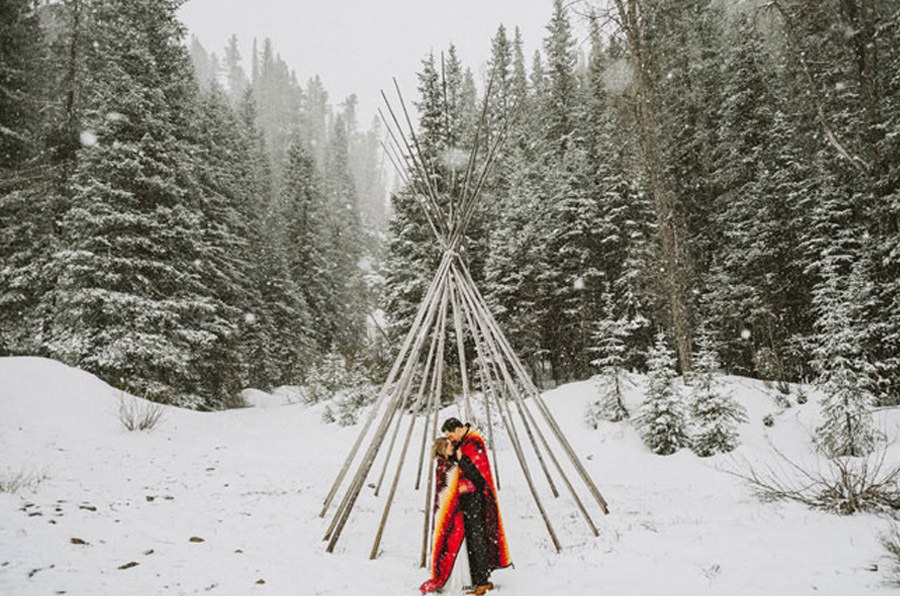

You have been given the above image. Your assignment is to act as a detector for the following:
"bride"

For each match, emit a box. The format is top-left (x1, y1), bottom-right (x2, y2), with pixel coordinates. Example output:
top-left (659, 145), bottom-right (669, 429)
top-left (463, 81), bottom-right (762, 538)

top-left (419, 437), bottom-right (473, 594)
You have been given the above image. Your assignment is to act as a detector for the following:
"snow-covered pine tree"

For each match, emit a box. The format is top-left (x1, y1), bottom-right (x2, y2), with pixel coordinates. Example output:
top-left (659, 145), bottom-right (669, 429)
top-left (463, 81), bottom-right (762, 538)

top-left (280, 139), bottom-right (331, 363)
top-left (323, 113), bottom-right (368, 355)
top-left (223, 34), bottom-right (249, 106)
top-left (812, 257), bottom-right (879, 458)
top-left (483, 151), bottom-right (550, 385)
top-left (0, 0), bottom-right (45, 169)
top-left (46, 0), bottom-right (229, 407)
top-left (586, 292), bottom-right (631, 426)
top-left (233, 89), bottom-right (314, 388)
top-left (253, 38), bottom-right (302, 170)
top-left (0, 0), bottom-right (58, 357)
top-left (189, 83), bottom-right (265, 406)
top-left (543, 0), bottom-right (578, 151)
top-left (637, 332), bottom-right (690, 455)
top-left (704, 13), bottom-right (814, 382)
top-left (690, 330), bottom-right (747, 457)
top-left (384, 47), bottom-right (479, 347)
top-left (334, 361), bottom-right (375, 426)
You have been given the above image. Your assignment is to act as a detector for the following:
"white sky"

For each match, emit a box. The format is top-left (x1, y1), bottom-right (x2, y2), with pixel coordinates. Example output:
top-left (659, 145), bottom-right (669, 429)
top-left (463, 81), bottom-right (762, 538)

top-left (178, 0), bottom-right (561, 126)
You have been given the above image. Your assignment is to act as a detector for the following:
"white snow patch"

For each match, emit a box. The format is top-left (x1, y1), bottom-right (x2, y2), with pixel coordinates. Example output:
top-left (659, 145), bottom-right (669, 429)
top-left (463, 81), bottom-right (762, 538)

top-left (0, 357), bottom-right (897, 595)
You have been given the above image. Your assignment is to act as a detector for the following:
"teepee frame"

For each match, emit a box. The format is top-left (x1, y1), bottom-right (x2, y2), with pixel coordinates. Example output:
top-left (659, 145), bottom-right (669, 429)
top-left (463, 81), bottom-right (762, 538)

top-left (320, 68), bottom-right (609, 564)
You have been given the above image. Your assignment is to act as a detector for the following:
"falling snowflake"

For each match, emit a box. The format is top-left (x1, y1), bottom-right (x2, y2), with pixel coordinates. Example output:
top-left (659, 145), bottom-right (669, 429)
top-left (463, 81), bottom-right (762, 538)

top-left (244, 313), bottom-right (257, 325)
top-left (79, 130), bottom-right (98, 147)
top-left (740, 328), bottom-right (752, 340)
top-left (573, 277), bottom-right (585, 290)
top-left (441, 148), bottom-right (468, 172)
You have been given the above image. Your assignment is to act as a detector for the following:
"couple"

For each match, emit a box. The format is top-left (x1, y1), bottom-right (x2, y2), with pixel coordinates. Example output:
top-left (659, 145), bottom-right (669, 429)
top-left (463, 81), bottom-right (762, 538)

top-left (420, 418), bottom-right (511, 595)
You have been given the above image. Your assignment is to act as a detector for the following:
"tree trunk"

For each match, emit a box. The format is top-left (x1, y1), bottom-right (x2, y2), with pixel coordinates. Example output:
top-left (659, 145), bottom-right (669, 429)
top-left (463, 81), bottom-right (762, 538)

top-left (612, 0), bottom-right (694, 373)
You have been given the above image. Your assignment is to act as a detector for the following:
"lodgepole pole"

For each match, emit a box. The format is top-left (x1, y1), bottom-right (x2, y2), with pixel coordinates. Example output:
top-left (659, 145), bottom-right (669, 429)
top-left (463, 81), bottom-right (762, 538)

top-left (319, 253), bottom-right (445, 518)
top-left (375, 316), bottom-right (435, 496)
top-left (412, 312), bottom-right (445, 492)
top-left (460, 270), bottom-right (600, 535)
top-left (456, 278), bottom-right (501, 490)
top-left (420, 284), bottom-right (450, 566)
top-left (325, 257), bottom-right (453, 550)
top-left (448, 280), bottom-right (475, 424)
top-left (459, 264), bottom-right (610, 515)
top-left (370, 284), bottom-right (451, 560)
top-left (453, 269), bottom-right (561, 552)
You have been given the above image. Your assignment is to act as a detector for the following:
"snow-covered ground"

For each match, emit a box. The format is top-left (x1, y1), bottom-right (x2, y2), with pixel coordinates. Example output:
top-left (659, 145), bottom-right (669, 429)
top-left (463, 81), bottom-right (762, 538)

top-left (1, 356), bottom-right (897, 595)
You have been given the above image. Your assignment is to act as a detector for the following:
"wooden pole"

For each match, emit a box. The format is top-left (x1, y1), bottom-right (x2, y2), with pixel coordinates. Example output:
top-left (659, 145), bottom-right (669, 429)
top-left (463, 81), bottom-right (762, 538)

top-left (420, 284), bottom-right (450, 566)
top-left (377, 109), bottom-right (446, 249)
top-left (379, 92), bottom-right (449, 241)
top-left (324, 256), bottom-right (453, 550)
top-left (382, 305), bottom-right (441, 496)
top-left (458, 263), bottom-right (610, 514)
top-left (456, 280), bottom-right (501, 490)
top-left (319, 253), bottom-right (450, 518)
top-left (412, 315), bottom-right (444, 492)
top-left (386, 82), bottom-right (451, 236)
top-left (370, 284), bottom-right (451, 560)
top-left (448, 281), bottom-right (475, 424)
top-left (455, 269), bottom-right (559, 499)
top-left (452, 269), bottom-right (562, 552)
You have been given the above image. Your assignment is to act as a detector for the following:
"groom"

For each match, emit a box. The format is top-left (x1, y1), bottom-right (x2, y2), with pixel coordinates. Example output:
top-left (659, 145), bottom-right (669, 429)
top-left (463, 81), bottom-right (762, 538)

top-left (442, 417), bottom-right (511, 596)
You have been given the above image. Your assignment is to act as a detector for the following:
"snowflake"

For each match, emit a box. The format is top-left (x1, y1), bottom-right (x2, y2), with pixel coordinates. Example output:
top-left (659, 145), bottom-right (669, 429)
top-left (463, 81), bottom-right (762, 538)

top-left (79, 130), bottom-right (98, 148)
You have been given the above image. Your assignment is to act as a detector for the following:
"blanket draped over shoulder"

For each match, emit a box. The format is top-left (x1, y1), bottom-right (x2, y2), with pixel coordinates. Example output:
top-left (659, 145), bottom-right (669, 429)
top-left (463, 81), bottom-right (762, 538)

top-left (458, 429), bottom-right (511, 572)
top-left (420, 458), bottom-right (465, 593)
top-left (420, 430), bottom-right (511, 594)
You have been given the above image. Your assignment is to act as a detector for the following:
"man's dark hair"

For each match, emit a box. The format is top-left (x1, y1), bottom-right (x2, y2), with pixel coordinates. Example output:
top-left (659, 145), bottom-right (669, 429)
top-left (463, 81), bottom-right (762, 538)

top-left (441, 417), bottom-right (464, 433)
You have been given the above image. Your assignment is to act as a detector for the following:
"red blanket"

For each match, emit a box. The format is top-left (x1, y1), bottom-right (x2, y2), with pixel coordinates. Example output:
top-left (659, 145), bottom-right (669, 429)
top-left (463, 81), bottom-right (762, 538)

top-left (420, 459), bottom-right (465, 593)
top-left (457, 430), bottom-right (511, 571)
top-left (420, 430), bottom-right (511, 594)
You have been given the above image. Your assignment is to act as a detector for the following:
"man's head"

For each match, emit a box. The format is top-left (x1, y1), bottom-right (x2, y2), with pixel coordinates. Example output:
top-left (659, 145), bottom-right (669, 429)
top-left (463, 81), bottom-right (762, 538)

top-left (441, 417), bottom-right (467, 442)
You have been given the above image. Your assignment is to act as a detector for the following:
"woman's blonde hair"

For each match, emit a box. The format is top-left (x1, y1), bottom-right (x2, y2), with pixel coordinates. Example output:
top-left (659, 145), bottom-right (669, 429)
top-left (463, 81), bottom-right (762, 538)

top-left (432, 436), bottom-right (452, 461)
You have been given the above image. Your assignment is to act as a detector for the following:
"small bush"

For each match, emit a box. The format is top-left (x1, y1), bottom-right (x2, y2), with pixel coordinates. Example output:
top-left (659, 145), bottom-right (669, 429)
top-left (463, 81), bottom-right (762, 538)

top-left (0, 469), bottom-right (46, 494)
top-left (762, 414), bottom-right (774, 427)
top-left (731, 440), bottom-right (900, 515)
top-left (118, 393), bottom-right (165, 431)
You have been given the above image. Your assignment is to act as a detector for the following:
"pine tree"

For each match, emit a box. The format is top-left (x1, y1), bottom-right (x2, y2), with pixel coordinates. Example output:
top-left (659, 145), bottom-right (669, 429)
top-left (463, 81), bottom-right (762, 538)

top-left (0, 0), bottom-right (57, 357)
top-left (334, 361), bottom-right (375, 426)
top-left (690, 330), bottom-right (747, 457)
top-left (543, 0), bottom-right (578, 150)
top-left (306, 346), bottom-right (346, 404)
top-left (46, 0), bottom-right (226, 407)
top-left (586, 292), bottom-right (631, 425)
top-left (0, 0), bottom-right (45, 169)
top-left (279, 140), bottom-right (330, 362)
top-left (704, 14), bottom-right (813, 382)
top-left (234, 88), bottom-right (308, 389)
top-left (638, 332), bottom-right (690, 455)
top-left (323, 114), bottom-right (367, 355)
top-left (223, 34), bottom-right (249, 106)
top-left (812, 258), bottom-right (879, 458)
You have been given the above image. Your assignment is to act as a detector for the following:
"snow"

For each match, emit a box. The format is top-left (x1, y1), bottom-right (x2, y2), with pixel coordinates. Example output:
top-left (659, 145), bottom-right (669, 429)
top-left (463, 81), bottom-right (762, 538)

top-left (1, 356), bottom-right (898, 595)
top-left (79, 130), bottom-right (98, 148)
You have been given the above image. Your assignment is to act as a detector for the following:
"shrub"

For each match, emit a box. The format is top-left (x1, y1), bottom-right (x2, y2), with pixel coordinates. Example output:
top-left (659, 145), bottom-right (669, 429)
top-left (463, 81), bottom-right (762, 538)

top-left (118, 393), bottom-right (165, 431)
top-left (731, 440), bottom-right (900, 515)
top-left (0, 469), bottom-right (46, 493)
